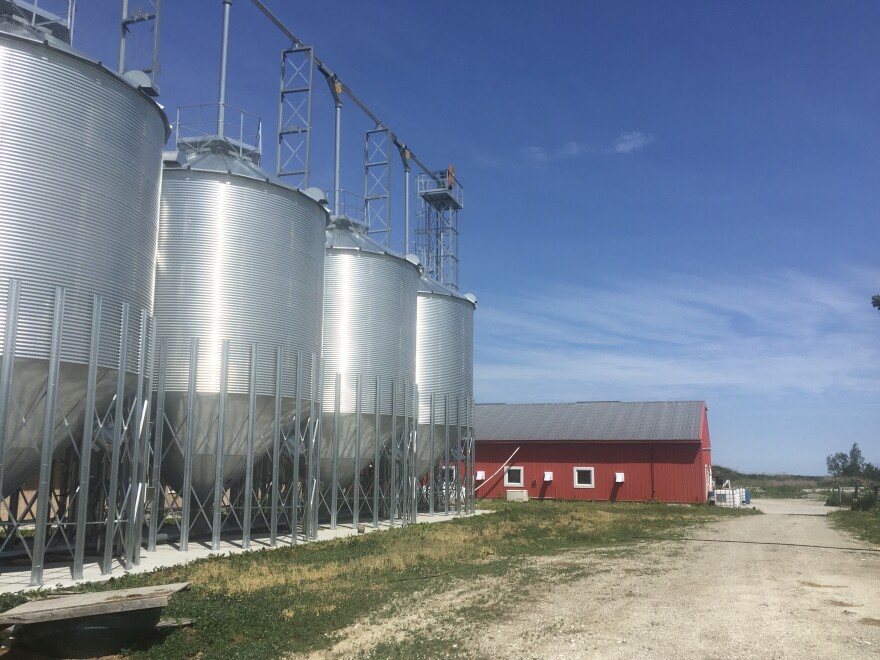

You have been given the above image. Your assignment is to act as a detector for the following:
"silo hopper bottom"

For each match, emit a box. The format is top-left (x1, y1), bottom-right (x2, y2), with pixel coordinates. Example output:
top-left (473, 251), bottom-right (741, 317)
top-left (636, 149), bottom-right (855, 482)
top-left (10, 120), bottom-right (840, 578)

top-left (319, 412), bottom-right (395, 494)
top-left (0, 357), bottom-right (137, 498)
top-left (416, 422), bottom-right (472, 482)
top-left (159, 392), bottom-right (313, 506)
top-left (318, 412), bottom-right (429, 511)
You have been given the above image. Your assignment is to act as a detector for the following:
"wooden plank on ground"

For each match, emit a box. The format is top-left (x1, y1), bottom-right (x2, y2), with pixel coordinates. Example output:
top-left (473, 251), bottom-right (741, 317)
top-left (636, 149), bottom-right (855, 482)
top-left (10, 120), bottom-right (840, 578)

top-left (155, 618), bottom-right (193, 630)
top-left (0, 582), bottom-right (191, 627)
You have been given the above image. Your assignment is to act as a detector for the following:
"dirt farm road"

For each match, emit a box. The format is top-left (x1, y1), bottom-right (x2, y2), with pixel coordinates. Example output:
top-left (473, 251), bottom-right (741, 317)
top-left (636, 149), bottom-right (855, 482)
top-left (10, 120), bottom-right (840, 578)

top-left (314, 498), bottom-right (880, 659)
top-left (472, 498), bottom-right (880, 659)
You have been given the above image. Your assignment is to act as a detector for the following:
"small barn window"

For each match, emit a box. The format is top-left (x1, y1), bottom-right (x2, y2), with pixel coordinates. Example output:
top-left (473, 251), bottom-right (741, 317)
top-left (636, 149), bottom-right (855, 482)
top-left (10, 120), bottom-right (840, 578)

top-left (573, 467), bottom-right (595, 488)
top-left (504, 466), bottom-right (524, 487)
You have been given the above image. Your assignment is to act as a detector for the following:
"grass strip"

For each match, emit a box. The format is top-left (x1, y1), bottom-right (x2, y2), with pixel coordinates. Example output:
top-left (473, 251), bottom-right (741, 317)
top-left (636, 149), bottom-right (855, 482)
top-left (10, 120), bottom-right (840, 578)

top-left (828, 508), bottom-right (880, 546)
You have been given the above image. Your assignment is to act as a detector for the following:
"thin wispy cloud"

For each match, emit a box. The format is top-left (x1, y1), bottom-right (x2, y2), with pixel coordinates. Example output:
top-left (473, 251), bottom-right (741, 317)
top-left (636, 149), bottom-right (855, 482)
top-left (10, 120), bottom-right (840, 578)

top-left (521, 142), bottom-right (589, 164)
top-left (521, 145), bottom-right (551, 164)
top-left (471, 152), bottom-right (512, 170)
top-left (612, 131), bottom-right (654, 153)
top-left (475, 267), bottom-right (880, 404)
top-left (521, 131), bottom-right (655, 164)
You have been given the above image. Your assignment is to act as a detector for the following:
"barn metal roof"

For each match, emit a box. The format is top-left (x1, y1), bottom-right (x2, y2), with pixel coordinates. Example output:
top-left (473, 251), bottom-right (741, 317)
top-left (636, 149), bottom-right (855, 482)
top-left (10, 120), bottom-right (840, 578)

top-left (475, 401), bottom-right (705, 442)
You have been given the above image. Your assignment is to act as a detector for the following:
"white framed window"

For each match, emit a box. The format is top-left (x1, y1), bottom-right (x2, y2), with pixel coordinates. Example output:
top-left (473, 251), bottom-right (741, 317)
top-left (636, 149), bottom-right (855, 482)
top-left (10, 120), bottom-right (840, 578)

top-left (504, 466), bottom-right (524, 487)
top-left (573, 466), bottom-right (595, 489)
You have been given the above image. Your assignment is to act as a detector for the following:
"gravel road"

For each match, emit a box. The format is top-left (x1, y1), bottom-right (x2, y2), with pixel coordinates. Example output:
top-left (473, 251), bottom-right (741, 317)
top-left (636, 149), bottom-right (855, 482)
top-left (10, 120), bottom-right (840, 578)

top-left (471, 498), bottom-right (880, 659)
top-left (307, 498), bottom-right (879, 659)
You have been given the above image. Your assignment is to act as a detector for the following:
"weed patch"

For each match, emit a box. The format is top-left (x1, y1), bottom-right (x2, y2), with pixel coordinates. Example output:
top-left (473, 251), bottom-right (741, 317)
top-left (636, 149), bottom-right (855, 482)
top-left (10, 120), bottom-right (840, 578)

top-left (828, 509), bottom-right (880, 546)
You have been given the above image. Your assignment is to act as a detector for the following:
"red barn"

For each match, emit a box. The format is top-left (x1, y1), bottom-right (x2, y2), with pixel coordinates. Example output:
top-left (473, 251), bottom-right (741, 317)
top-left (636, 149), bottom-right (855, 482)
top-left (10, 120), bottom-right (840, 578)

top-left (474, 401), bottom-right (712, 503)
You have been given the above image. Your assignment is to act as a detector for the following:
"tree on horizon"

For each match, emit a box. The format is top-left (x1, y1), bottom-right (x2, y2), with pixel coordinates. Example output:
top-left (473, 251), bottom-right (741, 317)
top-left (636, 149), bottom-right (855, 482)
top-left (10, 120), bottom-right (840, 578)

top-left (827, 442), bottom-right (880, 482)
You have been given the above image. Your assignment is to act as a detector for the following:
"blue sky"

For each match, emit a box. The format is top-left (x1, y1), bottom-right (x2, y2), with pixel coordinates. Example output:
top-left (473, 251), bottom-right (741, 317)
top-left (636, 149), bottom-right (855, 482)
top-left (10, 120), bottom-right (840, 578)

top-left (72, 1), bottom-right (880, 475)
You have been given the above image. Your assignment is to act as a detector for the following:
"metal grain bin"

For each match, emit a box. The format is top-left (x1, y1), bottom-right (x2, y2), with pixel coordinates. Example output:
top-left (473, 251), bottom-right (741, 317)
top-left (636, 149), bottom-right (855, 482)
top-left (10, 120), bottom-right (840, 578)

top-left (155, 142), bottom-right (326, 499)
top-left (415, 275), bottom-right (476, 479)
top-left (0, 18), bottom-right (168, 495)
top-left (322, 219), bottom-right (419, 491)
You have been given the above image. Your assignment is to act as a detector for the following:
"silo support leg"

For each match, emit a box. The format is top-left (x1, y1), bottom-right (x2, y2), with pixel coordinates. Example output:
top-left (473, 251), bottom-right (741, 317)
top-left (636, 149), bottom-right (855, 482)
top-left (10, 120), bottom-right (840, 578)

top-left (291, 350), bottom-right (302, 544)
top-left (331, 373), bottom-right (340, 529)
top-left (390, 379), bottom-right (398, 528)
top-left (270, 348), bottom-right (283, 546)
top-left (0, 278), bottom-right (21, 549)
top-left (428, 394), bottom-right (435, 516)
top-left (0, 279), bottom-right (21, 538)
top-left (373, 376), bottom-right (380, 529)
top-left (148, 339), bottom-right (168, 552)
top-left (211, 341), bottom-right (230, 550)
top-left (180, 338), bottom-right (199, 553)
top-left (242, 344), bottom-right (258, 549)
top-left (30, 287), bottom-right (65, 587)
top-left (102, 303), bottom-right (129, 575)
top-left (73, 294), bottom-right (100, 579)
top-left (353, 374), bottom-right (361, 529)
top-left (124, 312), bottom-right (151, 569)
top-left (456, 395), bottom-right (463, 516)
top-left (444, 395), bottom-right (450, 516)
top-left (305, 356), bottom-right (321, 541)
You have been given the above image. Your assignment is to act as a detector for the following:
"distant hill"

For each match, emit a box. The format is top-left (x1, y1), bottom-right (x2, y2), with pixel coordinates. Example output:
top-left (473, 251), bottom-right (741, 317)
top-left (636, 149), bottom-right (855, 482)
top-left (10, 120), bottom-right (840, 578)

top-left (713, 465), bottom-right (831, 498)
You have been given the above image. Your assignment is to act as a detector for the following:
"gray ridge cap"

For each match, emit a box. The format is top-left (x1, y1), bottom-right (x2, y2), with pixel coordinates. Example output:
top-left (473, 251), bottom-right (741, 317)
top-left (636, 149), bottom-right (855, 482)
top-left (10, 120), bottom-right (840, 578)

top-left (475, 400), bottom-right (706, 442)
top-left (417, 274), bottom-right (475, 307)
top-left (175, 149), bottom-right (275, 182)
top-left (325, 219), bottom-right (420, 272)
top-left (165, 147), bottom-right (331, 220)
top-left (418, 273), bottom-right (456, 296)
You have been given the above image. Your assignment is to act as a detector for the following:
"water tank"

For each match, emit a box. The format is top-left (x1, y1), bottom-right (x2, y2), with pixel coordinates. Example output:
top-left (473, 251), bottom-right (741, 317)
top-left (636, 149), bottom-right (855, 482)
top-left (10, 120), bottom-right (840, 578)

top-left (415, 275), bottom-right (476, 479)
top-left (155, 143), bottom-right (326, 499)
top-left (0, 18), bottom-right (168, 495)
top-left (322, 219), bottom-right (419, 491)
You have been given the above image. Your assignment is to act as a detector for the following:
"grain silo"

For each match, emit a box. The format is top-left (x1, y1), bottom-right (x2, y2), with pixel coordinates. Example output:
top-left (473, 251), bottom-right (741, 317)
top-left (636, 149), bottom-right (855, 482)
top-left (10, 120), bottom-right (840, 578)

top-left (322, 218), bottom-right (419, 503)
top-left (155, 140), bottom-right (327, 505)
top-left (415, 275), bottom-right (476, 481)
top-left (0, 12), bottom-right (168, 496)
top-left (151, 1), bottom-right (327, 543)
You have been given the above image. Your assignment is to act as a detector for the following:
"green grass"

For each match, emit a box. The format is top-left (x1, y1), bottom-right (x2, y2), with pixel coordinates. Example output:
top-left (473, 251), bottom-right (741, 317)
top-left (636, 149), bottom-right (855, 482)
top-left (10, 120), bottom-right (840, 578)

top-left (8, 502), bottom-right (756, 659)
top-left (366, 632), bottom-right (465, 660)
top-left (829, 508), bottom-right (880, 546)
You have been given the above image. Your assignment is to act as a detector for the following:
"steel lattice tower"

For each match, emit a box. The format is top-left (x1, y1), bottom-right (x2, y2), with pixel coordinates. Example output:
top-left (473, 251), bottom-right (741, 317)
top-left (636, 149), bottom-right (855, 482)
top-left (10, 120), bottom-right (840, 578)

top-left (416, 168), bottom-right (463, 290)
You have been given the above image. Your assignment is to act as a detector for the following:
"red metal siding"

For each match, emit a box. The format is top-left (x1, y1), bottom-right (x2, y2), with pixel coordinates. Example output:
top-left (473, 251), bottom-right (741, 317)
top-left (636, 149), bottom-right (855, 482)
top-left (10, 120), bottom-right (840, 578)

top-left (475, 440), bottom-right (707, 503)
top-left (475, 401), bottom-right (713, 503)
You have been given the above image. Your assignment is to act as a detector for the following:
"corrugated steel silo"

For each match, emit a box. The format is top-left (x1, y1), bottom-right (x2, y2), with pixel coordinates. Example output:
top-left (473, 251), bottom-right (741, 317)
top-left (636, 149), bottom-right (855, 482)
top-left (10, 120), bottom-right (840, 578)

top-left (155, 144), bottom-right (327, 499)
top-left (0, 18), bottom-right (168, 495)
top-left (322, 218), bottom-right (419, 490)
top-left (415, 275), bottom-right (476, 478)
